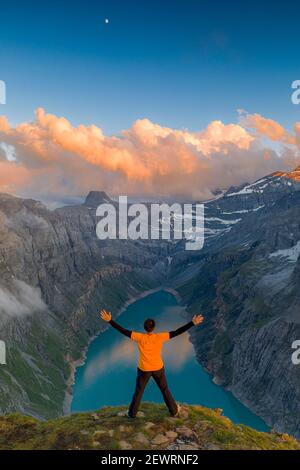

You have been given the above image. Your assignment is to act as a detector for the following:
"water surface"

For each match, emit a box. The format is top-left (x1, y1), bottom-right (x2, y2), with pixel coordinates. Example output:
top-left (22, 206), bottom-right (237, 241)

top-left (72, 290), bottom-right (268, 431)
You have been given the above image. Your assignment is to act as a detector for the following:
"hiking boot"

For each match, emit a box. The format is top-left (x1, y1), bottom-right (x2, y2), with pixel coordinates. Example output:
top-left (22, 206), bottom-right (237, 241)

top-left (170, 404), bottom-right (181, 418)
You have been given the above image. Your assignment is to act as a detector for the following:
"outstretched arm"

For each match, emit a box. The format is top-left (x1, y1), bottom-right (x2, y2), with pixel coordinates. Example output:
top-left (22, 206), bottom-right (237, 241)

top-left (169, 314), bottom-right (204, 339)
top-left (100, 309), bottom-right (132, 338)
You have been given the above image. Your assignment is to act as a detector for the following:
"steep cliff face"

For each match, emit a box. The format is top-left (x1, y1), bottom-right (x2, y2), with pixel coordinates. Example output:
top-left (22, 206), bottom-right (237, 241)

top-left (0, 192), bottom-right (174, 418)
top-left (1, 167), bottom-right (300, 434)
top-left (177, 189), bottom-right (300, 437)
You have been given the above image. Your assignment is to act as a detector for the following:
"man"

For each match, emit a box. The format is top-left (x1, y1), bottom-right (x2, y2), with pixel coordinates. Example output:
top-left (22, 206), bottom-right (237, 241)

top-left (100, 309), bottom-right (204, 418)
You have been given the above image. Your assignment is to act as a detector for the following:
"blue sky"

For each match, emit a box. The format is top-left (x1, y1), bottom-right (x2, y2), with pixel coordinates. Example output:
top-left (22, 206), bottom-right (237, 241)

top-left (1, 0), bottom-right (300, 133)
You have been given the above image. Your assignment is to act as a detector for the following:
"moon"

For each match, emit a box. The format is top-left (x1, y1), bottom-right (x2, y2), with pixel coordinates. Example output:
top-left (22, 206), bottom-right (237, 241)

top-left (105, 18), bottom-right (109, 24)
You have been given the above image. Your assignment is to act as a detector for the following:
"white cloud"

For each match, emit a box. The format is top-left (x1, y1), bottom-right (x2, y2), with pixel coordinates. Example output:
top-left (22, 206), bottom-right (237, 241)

top-left (0, 108), bottom-right (299, 202)
top-left (0, 279), bottom-right (47, 319)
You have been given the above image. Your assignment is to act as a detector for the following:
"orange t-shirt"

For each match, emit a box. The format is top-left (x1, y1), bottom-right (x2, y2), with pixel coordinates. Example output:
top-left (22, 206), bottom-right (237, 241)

top-left (131, 331), bottom-right (170, 371)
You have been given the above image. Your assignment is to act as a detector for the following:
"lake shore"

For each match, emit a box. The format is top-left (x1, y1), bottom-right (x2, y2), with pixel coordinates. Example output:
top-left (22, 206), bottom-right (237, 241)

top-left (63, 286), bottom-right (181, 415)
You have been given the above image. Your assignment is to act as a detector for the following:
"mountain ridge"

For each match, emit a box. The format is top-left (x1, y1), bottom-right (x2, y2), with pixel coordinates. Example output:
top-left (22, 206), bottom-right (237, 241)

top-left (174, 177), bottom-right (300, 436)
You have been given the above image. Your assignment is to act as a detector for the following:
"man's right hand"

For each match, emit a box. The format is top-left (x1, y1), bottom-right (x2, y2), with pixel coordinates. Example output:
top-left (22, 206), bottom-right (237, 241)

top-left (192, 314), bottom-right (204, 326)
top-left (100, 309), bottom-right (112, 322)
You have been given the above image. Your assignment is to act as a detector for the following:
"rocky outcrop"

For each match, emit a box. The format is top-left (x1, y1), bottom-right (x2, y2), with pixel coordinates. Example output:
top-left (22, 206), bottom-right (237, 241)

top-left (0, 403), bottom-right (299, 450)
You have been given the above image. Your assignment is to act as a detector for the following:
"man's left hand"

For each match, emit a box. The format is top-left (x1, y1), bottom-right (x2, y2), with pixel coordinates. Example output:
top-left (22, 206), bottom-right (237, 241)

top-left (192, 314), bottom-right (204, 326)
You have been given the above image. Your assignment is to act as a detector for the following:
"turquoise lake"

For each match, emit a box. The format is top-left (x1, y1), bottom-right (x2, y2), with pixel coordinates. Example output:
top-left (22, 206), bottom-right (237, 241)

top-left (71, 290), bottom-right (268, 431)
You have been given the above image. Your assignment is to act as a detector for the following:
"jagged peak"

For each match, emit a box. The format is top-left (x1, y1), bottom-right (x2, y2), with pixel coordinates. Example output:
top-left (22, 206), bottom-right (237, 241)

top-left (272, 165), bottom-right (300, 182)
top-left (84, 191), bottom-right (112, 207)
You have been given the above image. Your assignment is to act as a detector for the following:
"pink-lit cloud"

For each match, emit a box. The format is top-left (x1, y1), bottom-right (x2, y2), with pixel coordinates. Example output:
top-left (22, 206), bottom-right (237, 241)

top-left (241, 113), bottom-right (296, 145)
top-left (0, 108), bottom-right (299, 203)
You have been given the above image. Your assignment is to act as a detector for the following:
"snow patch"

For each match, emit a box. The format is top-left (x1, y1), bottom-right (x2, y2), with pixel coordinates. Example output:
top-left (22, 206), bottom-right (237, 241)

top-left (269, 241), bottom-right (300, 262)
top-left (206, 217), bottom-right (241, 225)
top-left (222, 205), bottom-right (264, 215)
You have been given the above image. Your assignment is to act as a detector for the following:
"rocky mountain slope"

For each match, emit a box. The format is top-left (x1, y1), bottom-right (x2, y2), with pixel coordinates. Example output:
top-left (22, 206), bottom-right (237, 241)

top-left (168, 166), bottom-right (300, 280)
top-left (0, 403), bottom-right (299, 450)
top-left (174, 169), bottom-right (300, 437)
top-left (0, 166), bottom-right (300, 437)
top-left (0, 192), bottom-right (176, 418)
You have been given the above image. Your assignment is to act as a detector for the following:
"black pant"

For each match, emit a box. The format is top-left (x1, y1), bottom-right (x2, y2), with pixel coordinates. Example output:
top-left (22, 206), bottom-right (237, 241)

top-left (128, 367), bottom-right (178, 417)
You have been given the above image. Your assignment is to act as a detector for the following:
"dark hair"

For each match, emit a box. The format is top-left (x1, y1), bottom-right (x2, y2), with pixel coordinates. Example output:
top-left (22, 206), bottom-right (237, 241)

top-left (144, 318), bottom-right (155, 332)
